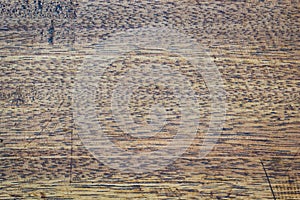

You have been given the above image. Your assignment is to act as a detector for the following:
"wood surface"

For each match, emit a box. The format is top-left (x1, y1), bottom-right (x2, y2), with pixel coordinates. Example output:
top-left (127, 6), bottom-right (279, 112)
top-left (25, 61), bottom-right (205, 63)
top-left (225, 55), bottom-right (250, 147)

top-left (0, 0), bottom-right (299, 199)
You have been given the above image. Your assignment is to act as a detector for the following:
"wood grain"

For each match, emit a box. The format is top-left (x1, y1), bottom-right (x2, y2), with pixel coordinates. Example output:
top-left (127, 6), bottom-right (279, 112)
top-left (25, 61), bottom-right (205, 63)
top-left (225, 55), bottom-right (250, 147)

top-left (0, 0), bottom-right (299, 199)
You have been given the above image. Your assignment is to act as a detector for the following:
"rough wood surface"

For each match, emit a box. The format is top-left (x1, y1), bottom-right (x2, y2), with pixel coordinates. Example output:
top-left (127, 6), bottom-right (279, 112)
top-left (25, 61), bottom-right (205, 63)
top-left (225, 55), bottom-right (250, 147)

top-left (0, 0), bottom-right (299, 199)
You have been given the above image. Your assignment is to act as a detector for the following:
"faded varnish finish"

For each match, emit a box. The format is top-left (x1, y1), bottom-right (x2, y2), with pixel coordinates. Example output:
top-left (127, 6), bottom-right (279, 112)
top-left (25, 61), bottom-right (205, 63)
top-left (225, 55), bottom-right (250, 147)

top-left (0, 1), bottom-right (299, 199)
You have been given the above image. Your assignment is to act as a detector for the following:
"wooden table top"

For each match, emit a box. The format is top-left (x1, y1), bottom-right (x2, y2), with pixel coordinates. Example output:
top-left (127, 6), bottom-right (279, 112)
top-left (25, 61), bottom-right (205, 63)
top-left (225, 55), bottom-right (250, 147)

top-left (0, 1), bottom-right (299, 199)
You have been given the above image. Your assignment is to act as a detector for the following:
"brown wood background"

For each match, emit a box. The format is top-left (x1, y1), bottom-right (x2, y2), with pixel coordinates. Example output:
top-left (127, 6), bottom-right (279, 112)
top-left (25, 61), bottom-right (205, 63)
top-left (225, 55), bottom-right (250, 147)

top-left (0, 0), bottom-right (299, 199)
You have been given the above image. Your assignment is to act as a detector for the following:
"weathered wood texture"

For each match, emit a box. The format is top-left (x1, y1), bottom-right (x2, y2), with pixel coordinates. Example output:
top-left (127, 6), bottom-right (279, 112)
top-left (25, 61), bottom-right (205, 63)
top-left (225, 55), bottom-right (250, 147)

top-left (0, 0), bottom-right (299, 199)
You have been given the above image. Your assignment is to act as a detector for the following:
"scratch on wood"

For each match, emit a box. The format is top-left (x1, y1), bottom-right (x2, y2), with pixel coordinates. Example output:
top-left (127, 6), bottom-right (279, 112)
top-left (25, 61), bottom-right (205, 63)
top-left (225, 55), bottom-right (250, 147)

top-left (69, 129), bottom-right (74, 184)
top-left (283, 148), bottom-right (300, 174)
top-left (260, 159), bottom-right (277, 200)
top-left (24, 99), bottom-right (65, 148)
